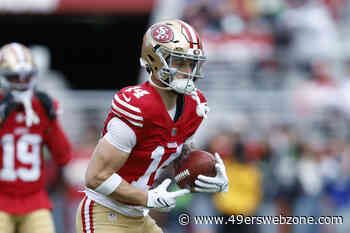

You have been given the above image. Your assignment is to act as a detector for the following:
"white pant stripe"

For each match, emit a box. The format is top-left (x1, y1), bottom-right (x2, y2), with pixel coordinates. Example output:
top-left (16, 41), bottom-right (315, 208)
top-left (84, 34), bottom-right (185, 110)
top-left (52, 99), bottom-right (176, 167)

top-left (83, 198), bottom-right (94, 233)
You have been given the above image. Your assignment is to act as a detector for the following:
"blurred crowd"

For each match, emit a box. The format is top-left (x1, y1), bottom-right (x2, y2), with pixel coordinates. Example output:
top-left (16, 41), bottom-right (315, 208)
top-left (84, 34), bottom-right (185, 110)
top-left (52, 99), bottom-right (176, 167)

top-left (149, 0), bottom-right (350, 233)
top-left (34, 0), bottom-right (350, 233)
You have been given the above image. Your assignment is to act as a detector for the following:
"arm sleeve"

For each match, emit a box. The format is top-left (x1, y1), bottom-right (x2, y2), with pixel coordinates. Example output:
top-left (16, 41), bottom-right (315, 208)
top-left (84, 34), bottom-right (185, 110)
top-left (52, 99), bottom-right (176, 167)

top-left (46, 119), bottom-right (72, 166)
top-left (104, 117), bottom-right (136, 153)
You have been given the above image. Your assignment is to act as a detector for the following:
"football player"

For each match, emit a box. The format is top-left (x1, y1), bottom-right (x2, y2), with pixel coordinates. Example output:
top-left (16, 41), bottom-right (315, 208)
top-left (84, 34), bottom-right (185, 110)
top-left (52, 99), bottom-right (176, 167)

top-left (76, 19), bottom-right (229, 233)
top-left (0, 43), bottom-right (72, 233)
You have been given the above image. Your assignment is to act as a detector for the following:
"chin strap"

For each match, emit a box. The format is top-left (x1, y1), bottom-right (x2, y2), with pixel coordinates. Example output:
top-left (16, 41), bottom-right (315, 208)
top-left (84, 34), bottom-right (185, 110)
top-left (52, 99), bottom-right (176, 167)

top-left (148, 72), bottom-right (209, 119)
top-left (12, 90), bottom-right (40, 127)
top-left (191, 90), bottom-right (209, 119)
top-left (148, 74), bottom-right (172, 91)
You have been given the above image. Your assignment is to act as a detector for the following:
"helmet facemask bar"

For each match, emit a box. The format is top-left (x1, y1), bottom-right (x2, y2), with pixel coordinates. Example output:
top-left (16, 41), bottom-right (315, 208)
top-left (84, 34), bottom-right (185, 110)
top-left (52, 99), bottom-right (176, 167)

top-left (155, 47), bottom-right (207, 94)
top-left (0, 69), bottom-right (38, 91)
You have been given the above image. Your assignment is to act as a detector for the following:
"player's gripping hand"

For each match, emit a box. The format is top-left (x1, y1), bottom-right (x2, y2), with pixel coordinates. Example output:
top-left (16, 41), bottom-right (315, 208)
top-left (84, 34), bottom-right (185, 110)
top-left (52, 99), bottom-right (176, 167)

top-left (194, 153), bottom-right (229, 193)
top-left (147, 178), bottom-right (190, 212)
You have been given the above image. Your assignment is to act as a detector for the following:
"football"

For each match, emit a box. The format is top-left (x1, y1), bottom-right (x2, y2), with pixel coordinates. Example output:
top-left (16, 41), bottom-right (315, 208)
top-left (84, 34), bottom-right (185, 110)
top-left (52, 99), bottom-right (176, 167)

top-left (174, 150), bottom-right (217, 189)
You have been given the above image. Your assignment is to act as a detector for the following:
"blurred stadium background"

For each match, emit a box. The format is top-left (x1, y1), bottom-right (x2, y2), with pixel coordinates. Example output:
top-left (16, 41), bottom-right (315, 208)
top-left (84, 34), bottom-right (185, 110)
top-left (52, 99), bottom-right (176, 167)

top-left (2, 0), bottom-right (350, 233)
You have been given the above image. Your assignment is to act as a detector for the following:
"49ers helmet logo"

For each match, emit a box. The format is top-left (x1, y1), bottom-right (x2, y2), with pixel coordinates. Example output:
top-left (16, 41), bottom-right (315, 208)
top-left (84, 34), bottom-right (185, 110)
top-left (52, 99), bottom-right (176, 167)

top-left (151, 24), bottom-right (174, 43)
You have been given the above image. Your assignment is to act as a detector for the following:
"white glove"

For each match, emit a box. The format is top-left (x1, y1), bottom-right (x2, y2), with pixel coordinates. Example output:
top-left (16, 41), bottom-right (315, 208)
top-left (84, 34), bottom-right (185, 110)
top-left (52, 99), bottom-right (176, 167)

top-left (147, 178), bottom-right (190, 212)
top-left (194, 153), bottom-right (229, 193)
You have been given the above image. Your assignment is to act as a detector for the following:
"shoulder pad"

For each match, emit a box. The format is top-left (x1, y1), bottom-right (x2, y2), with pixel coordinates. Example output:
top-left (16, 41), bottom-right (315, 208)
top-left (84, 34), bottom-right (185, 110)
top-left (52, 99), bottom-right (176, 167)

top-left (0, 93), bottom-right (18, 125)
top-left (35, 91), bottom-right (57, 121)
top-left (110, 86), bottom-right (149, 128)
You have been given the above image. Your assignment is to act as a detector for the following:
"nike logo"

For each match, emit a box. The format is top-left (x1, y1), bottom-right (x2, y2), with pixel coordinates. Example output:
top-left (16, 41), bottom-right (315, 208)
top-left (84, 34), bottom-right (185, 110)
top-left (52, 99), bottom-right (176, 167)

top-left (157, 197), bottom-right (170, 207)
top-left (122, 93), bottom-right (131, 102)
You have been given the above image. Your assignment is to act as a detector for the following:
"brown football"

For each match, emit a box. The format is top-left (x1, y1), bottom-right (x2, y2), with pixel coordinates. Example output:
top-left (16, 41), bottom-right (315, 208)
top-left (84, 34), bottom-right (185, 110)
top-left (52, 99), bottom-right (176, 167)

top-left (174, 150), bottom-right (217, 189)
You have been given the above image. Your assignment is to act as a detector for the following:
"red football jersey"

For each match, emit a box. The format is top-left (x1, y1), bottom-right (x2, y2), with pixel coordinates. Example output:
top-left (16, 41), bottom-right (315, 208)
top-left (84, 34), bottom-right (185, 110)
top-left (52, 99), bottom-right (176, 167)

top-left (102, 82), bottom-right (207, 190)
top-left (0, 93), bottom-right (72, 214)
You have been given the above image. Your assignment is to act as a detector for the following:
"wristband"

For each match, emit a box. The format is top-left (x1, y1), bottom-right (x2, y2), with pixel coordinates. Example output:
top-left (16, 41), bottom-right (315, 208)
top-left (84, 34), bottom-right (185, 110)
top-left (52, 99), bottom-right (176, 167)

top-left (95, 173), bottom-right (122, 196)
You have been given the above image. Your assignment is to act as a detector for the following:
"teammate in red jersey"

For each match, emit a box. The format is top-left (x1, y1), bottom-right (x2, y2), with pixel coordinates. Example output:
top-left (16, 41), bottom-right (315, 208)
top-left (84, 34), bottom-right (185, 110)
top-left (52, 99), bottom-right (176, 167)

top-left (76, 19), bottom-right (229, 233)
top-left (0, 43), bottom-right (72, 233)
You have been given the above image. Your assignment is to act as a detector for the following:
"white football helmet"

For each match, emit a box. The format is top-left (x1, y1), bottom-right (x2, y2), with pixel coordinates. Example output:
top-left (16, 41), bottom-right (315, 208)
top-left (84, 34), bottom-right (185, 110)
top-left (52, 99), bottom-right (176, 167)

top-left (0, 43), bottom-right (38, 92)
top-left (140, 19), bottom-right (207, 94)
top-left (0, 43), bottom-right (40, 127)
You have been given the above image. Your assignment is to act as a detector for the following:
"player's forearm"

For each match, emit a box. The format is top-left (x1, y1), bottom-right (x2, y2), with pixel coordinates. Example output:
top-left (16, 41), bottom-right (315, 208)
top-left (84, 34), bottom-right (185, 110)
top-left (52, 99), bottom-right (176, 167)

top-left (109, 180), bottom-right (148, 206)
top-left (152, 165), bottom-right (174, 188)
top-left (86, 171), bottom-right (147, 206)
top-left (173, 143), bottom-right (194, 171)
top-left (85, 138), bottom-right (149, 206)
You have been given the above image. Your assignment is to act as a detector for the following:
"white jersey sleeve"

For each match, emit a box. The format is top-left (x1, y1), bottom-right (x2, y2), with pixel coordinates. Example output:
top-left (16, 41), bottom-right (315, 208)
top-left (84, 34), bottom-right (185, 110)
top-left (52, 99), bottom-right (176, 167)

top-left (104, 117), bottom-right (137, 153)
